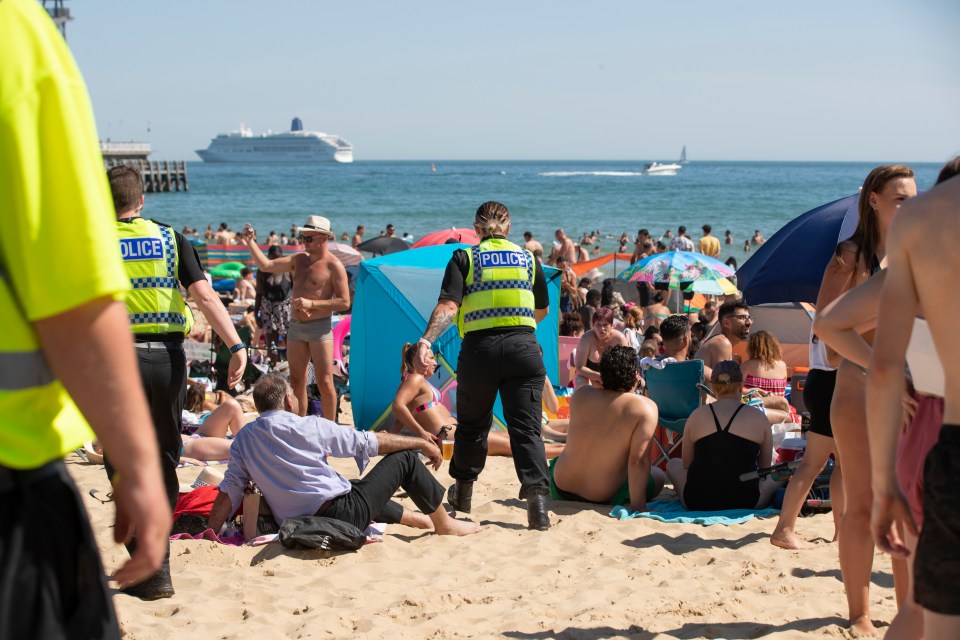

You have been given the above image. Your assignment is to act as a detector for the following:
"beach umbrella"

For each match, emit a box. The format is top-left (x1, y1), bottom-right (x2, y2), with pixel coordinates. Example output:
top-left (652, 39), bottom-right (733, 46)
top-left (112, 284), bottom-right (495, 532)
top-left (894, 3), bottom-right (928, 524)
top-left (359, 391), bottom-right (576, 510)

top-left (736, 193), bottom-right (859, 305)
top-left (326, 241), bottom-right (363, 266)
top-left (410, 227), bottom-right (480, 248)
top-left (619, 251), bottom-right (735, 286)
top-left (357, 236), bottom-right (409, 256)
top-left (685, 277), bottom-right (738, 296)
top-left (619, 251), bottom-right (736, 312)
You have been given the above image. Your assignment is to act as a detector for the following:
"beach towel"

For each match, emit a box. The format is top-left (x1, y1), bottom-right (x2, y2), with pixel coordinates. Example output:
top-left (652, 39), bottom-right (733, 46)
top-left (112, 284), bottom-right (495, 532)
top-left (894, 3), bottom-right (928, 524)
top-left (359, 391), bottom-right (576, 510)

top-left (609, 499), bottom-right (779, 526)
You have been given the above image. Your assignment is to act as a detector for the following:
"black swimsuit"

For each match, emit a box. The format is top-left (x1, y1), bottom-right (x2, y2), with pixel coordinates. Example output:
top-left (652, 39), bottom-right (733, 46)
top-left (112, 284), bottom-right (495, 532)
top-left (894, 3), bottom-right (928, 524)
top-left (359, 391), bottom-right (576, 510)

top-left (683, 404), bottom-right (761, 510)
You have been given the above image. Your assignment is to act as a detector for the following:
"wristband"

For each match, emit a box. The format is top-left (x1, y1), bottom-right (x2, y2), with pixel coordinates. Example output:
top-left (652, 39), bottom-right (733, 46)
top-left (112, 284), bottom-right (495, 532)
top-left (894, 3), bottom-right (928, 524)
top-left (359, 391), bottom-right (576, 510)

top-left (229, 343), bottom-right (246, 354)
top-left (417, 338), bottom-right (431, 349)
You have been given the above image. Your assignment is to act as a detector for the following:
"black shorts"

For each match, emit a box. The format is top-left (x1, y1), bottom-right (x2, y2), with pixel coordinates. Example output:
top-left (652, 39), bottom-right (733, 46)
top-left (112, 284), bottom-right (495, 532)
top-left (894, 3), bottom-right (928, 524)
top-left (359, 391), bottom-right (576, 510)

top-left (914, 425), bottom-right (960, 615)
top-left (803, 368), bottom-right (836, 438)
top-left (0, 461), bottom-right (119, 639)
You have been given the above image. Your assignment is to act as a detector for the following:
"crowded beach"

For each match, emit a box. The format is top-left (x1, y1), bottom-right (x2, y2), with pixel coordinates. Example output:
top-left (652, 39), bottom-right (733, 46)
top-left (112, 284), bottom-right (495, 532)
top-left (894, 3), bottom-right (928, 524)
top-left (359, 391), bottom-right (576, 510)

top-left (6, 4), bottom-right (960, 638)
top-left (59, 159), bottom-right (959, 639)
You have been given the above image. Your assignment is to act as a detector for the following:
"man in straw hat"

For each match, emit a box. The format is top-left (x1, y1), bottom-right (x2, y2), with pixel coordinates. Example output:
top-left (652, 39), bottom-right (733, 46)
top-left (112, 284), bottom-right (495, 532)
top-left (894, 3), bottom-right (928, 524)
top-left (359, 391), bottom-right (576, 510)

top-left (415, 201), bottom-right (553, 530)
top-left (242, 216), bottom-right (350, 419)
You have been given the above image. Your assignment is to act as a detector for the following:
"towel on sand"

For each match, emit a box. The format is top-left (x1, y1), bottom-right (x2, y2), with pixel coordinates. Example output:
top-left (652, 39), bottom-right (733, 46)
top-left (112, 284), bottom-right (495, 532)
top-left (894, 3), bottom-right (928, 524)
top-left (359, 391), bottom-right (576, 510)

top-left (609, 499), bottom-right (779, 525)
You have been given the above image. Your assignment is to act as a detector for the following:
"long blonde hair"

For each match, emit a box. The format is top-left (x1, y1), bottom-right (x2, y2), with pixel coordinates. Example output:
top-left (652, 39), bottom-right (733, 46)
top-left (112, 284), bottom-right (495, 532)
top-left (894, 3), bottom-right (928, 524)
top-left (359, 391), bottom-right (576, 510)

top-left (839, 164), bottom-right (914, 283)
top-left (400, 343), bottom-right (418, 375)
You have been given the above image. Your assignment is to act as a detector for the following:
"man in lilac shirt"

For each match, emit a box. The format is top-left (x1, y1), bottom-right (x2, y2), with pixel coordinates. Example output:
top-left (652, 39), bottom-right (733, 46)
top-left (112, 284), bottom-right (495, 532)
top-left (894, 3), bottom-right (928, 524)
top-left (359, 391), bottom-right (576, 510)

top-left (207, 374), bottom-right (480, 536)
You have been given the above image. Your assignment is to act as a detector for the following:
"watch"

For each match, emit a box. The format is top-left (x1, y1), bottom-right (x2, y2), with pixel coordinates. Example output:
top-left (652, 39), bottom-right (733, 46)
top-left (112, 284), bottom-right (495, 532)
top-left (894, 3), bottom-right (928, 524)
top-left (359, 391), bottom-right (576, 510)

top-left (229, 343), bottom-right (246, 354)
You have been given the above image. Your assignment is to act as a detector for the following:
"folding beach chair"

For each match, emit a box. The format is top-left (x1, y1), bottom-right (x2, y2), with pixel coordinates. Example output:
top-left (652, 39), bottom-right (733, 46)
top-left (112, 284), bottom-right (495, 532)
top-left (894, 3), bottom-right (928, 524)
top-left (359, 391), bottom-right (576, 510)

top-left (644, 360), bottom-right (704, 467)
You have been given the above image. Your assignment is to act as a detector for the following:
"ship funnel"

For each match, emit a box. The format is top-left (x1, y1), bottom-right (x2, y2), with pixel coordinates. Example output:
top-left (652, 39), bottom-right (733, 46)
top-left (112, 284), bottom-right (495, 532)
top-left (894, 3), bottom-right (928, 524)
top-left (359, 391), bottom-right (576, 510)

top-left (291, 117), bottom-right (303, 131)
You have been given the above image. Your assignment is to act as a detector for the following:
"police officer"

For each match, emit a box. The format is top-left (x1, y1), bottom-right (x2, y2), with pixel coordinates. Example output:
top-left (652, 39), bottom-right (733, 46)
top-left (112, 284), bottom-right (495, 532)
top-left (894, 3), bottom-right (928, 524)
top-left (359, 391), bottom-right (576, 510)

top-left (2, 3), bottom-right (169, 635)
top-left (108, 165), bottom-right (248, 598)
top-left (415, 201), bottom-right (551, 530)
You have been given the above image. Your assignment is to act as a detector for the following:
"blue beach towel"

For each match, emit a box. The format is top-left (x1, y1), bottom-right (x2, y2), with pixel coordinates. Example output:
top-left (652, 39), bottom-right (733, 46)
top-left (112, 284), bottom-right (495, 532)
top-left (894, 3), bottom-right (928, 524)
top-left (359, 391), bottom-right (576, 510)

top-left (610, 499), bottom-right (779, 526)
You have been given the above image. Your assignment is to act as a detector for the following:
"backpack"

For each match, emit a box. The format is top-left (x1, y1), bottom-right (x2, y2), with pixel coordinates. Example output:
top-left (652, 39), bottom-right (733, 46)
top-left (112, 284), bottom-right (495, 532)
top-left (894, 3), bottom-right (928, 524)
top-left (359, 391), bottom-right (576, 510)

top-left (278, 516), bottom-right (365, 551)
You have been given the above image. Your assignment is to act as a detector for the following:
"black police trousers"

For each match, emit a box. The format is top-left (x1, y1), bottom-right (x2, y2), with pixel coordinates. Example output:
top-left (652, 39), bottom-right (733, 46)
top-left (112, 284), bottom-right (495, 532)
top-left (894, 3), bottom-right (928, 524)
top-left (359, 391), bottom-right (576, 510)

top-left (450, 330), bottom-right (549, 491)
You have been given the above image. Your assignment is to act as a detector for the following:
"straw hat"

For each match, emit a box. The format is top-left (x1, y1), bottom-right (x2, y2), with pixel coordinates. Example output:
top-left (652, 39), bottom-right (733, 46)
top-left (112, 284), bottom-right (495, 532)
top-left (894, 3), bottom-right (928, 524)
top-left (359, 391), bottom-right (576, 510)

top-left (297, 215), bottom-right (335, 238)
top-left (178, 467), bottom-right (224, 494)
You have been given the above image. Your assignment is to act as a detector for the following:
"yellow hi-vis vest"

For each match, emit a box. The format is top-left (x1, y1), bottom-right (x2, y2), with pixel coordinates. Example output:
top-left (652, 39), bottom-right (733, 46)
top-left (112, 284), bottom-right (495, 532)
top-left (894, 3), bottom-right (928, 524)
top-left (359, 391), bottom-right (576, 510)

top-left (457, 237), bottom-right (537, 337)
top-left (116, 218), bottom-right (192, 335)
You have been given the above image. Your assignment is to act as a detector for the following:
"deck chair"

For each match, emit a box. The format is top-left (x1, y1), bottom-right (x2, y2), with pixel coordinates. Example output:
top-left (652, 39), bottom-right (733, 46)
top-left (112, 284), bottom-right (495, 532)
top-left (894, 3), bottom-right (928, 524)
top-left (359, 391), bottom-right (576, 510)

top-left (644, 359), bottom-right (704, 467)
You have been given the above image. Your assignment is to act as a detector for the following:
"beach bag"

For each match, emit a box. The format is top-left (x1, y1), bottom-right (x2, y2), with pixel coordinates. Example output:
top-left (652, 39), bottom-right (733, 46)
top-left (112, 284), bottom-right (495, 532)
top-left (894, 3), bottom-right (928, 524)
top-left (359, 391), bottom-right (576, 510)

top-left (278, 516), bottom-right (365, 551)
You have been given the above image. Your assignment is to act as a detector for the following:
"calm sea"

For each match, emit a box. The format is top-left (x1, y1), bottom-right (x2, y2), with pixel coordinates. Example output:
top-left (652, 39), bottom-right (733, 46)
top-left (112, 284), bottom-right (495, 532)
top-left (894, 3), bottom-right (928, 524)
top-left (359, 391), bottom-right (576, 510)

top-left (144, 160), bottom-right (942, 265)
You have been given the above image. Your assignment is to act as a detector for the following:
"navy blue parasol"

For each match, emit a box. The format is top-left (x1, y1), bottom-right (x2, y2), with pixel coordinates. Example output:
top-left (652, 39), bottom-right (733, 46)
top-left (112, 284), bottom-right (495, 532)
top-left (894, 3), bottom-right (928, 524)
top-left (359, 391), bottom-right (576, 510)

top-left (736, 193), bottom-right (858, 305)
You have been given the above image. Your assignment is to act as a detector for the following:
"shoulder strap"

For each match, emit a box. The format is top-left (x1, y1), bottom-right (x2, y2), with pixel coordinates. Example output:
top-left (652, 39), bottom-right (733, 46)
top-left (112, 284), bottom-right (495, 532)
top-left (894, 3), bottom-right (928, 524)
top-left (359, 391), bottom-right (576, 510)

top-left (722, 403), bottom-right (748, 432)
top-left (708, 404), bottom-right (723, 433)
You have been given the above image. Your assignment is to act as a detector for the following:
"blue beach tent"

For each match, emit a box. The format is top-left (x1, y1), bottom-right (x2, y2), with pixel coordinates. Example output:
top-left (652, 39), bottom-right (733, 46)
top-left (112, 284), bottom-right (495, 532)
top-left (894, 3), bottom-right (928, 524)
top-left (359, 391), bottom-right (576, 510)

top-left (736, 193), bottom-right (858, 305)
top-left (351, 244), bottom-right (560, 432)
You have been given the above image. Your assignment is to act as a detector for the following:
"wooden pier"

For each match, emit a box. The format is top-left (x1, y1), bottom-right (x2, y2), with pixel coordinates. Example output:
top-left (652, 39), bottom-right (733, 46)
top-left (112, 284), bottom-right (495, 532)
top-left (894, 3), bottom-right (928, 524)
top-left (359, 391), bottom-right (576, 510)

top-left (103, 158), bottom-right (189, 193)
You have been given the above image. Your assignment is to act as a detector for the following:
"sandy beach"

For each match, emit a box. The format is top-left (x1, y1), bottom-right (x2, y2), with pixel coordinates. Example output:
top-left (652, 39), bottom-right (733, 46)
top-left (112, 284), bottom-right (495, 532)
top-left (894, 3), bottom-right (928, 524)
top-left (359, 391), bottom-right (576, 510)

top-left (68, 399), bottom-right (896, 640)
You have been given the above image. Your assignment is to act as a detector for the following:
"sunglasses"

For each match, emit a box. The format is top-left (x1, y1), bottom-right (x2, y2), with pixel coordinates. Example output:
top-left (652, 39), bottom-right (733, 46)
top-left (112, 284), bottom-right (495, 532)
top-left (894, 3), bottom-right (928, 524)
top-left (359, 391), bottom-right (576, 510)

top-left (301, 234), bottom-right (326, 244)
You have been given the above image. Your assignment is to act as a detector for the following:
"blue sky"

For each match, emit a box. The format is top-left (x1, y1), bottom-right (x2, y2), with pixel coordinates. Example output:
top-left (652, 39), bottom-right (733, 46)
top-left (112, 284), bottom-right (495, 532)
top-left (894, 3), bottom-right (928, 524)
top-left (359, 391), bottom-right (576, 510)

top-left (67, 1), bottom-right (958, 162)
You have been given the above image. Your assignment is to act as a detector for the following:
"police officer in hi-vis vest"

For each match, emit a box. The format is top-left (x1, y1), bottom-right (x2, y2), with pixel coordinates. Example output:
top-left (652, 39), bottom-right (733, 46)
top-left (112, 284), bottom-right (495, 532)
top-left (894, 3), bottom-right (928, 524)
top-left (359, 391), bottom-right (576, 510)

top-left (415, 201), bottom-right (552, 530)
top-left (108, 165), bottom-right (248, 599)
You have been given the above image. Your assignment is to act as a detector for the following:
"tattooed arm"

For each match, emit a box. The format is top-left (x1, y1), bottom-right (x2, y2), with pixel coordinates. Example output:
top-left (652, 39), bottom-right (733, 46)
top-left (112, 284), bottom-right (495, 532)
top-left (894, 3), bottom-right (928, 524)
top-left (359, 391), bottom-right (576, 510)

top-left (415, 299), bottom-right (459, 371)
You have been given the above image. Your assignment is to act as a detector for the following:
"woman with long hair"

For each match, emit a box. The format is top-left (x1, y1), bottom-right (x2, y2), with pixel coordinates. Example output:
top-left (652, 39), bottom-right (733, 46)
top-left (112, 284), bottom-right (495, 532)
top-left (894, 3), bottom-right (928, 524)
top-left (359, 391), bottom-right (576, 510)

top-left (392, 344), bottom-right (564, 459)
top-left (771, 164), bottom-right (917, 636)
top-left (622, 305), bottom-right (644, 351)
top-left (741, 331), bottom-right (788, 397)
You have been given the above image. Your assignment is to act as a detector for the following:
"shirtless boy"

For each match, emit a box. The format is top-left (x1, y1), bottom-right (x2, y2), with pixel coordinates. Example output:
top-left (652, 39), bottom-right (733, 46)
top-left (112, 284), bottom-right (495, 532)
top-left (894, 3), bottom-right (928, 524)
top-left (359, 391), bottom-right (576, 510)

top-left (868, 174), bottom-right (960, 639)
top-left (242, 216), bottom-right (350, 418)
top-left (550, 346), bottom-right (664, 511)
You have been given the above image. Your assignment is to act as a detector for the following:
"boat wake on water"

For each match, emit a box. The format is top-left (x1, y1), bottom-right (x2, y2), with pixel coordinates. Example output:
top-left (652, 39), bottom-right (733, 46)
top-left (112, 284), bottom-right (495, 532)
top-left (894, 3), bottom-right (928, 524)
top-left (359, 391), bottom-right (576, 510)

top-left (538, 171), bottom-right (645, 177)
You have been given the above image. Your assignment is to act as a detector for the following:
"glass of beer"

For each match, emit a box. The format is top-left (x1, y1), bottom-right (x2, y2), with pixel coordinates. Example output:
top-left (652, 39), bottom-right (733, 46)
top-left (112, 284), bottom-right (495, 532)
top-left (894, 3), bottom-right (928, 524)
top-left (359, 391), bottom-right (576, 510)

top-left (442, 440), bottom-right (454, 461)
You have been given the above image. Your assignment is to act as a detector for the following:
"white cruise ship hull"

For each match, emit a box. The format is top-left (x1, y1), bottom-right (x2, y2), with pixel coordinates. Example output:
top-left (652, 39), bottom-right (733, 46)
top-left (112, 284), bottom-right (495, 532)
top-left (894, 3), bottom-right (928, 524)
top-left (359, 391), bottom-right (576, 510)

top-left (196, 120), bottom-right (354, 163)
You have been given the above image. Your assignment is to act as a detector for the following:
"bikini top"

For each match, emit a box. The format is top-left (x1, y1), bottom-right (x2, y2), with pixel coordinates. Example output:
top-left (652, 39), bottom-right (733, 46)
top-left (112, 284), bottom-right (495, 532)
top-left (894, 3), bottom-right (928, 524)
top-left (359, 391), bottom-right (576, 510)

top-left (743, 374), bottom-right (787, 396)
top-left (906, 319), bottom-right (945, 397)
top-left (401, 373), bottom-right (442, 413)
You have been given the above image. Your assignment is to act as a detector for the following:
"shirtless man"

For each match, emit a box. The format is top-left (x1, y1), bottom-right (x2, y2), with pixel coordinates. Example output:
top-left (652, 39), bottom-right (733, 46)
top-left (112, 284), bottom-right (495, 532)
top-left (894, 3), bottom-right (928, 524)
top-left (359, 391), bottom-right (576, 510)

top-left (523, 231), bottom-right (544, 262)
top-left (550, 346), bottom-right (664, 511)
top-left (214, 223), bottom-right (233, 245)
top-left (695, 299), bottom-right (751, 369)
top-left (658, 314), bottom-right (711, 378)
top-left (233, 267), bottom-right (256, 301)
top-left (868, 175), bottom-right (960, 638)
top-left (550, 228), bottom-right (577, 265)
top-left (351, 225), bottom-right (365, 249)
top-left (242, 215), bottom-right (350, 418)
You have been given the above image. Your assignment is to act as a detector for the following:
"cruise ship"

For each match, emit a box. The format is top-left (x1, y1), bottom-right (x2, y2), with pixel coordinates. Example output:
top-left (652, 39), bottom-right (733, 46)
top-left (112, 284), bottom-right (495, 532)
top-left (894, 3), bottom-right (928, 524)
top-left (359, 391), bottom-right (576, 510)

top-left (195, 118), bottom-right (353, 163)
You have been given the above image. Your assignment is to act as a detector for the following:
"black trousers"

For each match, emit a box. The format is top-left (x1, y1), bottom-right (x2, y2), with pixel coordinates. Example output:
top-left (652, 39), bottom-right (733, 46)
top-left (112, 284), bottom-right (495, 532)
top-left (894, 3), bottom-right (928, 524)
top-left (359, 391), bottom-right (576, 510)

top-left (105, 341), bottom-right (186, 511)
top-left (0, 462), bottom-right (119, 640)
top-left (451, 330), bottom-right (549, 490)
top-left (324, 451), bottom-right (444, 530)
